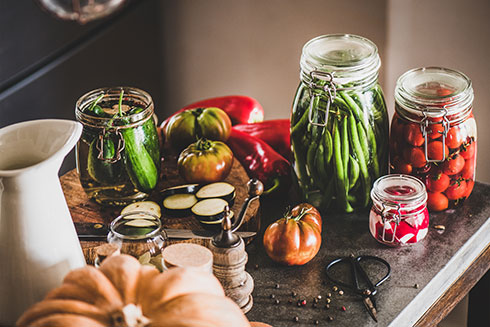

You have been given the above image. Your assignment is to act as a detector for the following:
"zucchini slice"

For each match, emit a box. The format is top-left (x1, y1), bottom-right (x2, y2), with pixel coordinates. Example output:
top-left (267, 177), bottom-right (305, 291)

top-left (196, 182), bottom-right (236, 203)
top-left (160, 183), bottom-right (200, 198)
top-left (121, 201), bottom-right (161, 219)
top-left (191, 198), bottom-right (229, 221)
top-left (163, 193), bottom-right (198, 216)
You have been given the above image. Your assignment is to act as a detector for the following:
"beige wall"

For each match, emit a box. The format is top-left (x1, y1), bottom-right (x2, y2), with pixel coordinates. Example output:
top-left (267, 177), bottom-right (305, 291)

top-left (157, 0), bottom-right (490, 182)
top-left (158, 0), bottom-right (387, 118)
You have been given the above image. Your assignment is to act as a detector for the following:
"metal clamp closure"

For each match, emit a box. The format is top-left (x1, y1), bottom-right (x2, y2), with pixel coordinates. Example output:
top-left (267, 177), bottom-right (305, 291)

top-left (381, 203), bottom-right (401, 243)
top-left (307, 71), bottom-right (337, 127)
top-left (420, 107), bottom-right (450, 163)
top-left (96, 128), bottom-right (125, 163)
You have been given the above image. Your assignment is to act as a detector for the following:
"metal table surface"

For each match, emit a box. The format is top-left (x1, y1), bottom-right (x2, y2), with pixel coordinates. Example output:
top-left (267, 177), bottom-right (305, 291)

top-left (245, 182), bottom-right (490, 327)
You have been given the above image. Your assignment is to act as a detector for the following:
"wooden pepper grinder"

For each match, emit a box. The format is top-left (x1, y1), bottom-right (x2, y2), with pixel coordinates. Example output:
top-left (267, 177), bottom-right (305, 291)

top-left (209, 179), bottom-right (263, 313)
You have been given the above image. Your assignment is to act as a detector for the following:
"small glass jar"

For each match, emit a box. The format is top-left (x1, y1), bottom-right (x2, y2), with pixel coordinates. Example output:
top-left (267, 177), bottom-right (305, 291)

top-left (390, 67), bottom-right (476, 212)
top-left (75, 86), bottom-right (161, 206)
top-left (291, 34), bottom-right (389, 212)
top-left (107, 211), bottom-right (168, 270)
top-left (369, 174), bottom-right (429, 246)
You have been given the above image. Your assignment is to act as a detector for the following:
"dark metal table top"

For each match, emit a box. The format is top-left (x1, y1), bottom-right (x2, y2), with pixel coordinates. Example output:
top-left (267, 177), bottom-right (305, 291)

top-left (245, 182), bottom-right (490, 327)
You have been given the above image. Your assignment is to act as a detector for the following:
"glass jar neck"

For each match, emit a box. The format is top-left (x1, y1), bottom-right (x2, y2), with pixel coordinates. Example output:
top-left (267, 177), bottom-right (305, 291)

top-left (299, 34), bottom-right (381, 90)
top-left (395, 67), bottom-right (473, 125)
top-left (110, 211), bottom-right (164, 241)
top-left (371, 174), bottom-right (427, 217)
top-left (75, 86), bottom-right (154, 129)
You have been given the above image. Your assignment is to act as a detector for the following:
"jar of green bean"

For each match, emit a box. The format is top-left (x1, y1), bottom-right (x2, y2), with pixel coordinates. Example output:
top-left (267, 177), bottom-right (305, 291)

top-left (290, 34), bottom-right (389, 212)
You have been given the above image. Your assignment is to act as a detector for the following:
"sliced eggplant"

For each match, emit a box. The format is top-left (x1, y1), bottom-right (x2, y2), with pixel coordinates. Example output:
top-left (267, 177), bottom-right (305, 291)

top-left (114, 219), bottom-right (159, 237)
top-left (124, 219), bottom-right (157, 228)
top-left (198, 211), bottom-right (234, 231)
top-left (121, 201), bottom-right (161, 219)
top-left (191, 198), bottom-right (229, 221)
top-left (160, 184), bottom-right (199, 198)
top-left (163, 193), bottom-right (198, 216)
top-left (196, 182), bottom-right (236, 204)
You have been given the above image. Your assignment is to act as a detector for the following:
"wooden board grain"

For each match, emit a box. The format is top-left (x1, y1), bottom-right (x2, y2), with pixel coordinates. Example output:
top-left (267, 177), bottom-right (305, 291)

top-left (61, 156), bottom-right (260, 264)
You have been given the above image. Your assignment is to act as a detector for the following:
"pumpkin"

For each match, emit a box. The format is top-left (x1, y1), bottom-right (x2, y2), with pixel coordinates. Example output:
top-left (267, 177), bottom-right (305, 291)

top-left (17, 254), bottom-right (251, 327)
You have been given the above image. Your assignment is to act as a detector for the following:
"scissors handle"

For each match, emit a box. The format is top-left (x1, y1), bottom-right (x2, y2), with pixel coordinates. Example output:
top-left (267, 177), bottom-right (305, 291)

top-left (325, 255), bottom-right (391, 295)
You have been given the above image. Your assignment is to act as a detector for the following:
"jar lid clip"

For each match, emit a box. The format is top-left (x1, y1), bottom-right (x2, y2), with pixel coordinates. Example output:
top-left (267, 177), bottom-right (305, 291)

top-left (307, 71), bottom-right (337, 127)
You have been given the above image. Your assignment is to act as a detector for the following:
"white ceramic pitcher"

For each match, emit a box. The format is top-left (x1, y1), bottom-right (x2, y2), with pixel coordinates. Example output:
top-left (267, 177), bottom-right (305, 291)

top-left (0, 119), bottom-right (86, 325)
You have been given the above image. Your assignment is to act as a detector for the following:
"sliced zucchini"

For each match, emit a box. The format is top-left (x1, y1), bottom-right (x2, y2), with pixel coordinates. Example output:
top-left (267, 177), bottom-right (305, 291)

top-left (196, 182), bottom-right (236, 203)
top-left (163, 193), bottom-right (198, 216)
top-left (121, 201), bottom-right (161, 219)
top-left (160, 183), bottom-right (200, 198)
top-left (191, 198), bottom-right (229, 221)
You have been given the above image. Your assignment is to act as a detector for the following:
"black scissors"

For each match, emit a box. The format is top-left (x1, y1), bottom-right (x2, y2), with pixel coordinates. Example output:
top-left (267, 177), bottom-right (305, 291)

top-left (325, 254), bottom-right (391, 322)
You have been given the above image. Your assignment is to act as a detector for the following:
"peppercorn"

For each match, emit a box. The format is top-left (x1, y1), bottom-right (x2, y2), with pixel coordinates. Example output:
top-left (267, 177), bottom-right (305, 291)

top-left (338, 290), bottom-right (344, 296)
top-left (270, 294), bottom-right (275, 299)
top-left (317, 295), bottom-right (322, 300)
top-left (326, 298), bottom-right (331, 304)
top-left (327, 316), bottom-right (334, 322)
top-left (291, 291), bottom-right (297, 297)
top-left (275, 283), bottom-right (280, 289)
top-left (254, 264), bottom-right (259, 270)
top-left (297, 301), bottom-right (302, 307)
top-left (414, 283), bottom-right (419, 289)
top-left (275, 299), bottom-right (280, 305)
top-left (325, 304), bottom-right (330, 309)
top-left (327, 292), bottom-right (332, 298)
top-left (341, 306), bottom-right (346, 312)
top-left (288, 299), bottom-right (293, 304)
top-left (293, 316), bottom-right (299, 322)
top-left (314, 320), bottom-right (319, 325)
top-left (313, 298), bottom-right (319, 304)
top-left (301, 299), bottom-right (307, 306)
top-left (332, 286), bottom-right (338, 292)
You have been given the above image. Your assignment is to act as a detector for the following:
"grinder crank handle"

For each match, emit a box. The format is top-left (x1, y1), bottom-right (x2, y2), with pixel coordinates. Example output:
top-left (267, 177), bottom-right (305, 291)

top-left (231, 178), bottom-right (263, 233)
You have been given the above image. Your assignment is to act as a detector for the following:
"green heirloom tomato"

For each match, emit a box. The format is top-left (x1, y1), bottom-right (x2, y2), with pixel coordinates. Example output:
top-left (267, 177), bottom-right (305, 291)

top-left (178, 138), bottom-right (234, 183)
top-left (165, 107), bottom-right (232, 151)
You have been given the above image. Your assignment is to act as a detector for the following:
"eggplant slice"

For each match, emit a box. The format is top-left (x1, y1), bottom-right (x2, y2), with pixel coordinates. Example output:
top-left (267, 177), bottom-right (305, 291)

top-left (160, 183), bottom-right (200, 198)
top-left (191, 198), bottom-right (229, 221)
top-left (196, 182), bottom-right (236, 203)
top-left (163, 193), bottom-right (198, 216)
top-left (121, 201), bottom-right (161, 219)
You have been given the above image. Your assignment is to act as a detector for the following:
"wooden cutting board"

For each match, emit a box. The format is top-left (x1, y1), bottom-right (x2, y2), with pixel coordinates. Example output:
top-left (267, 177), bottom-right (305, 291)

top-left (60, 156), bottom-right (260, 264)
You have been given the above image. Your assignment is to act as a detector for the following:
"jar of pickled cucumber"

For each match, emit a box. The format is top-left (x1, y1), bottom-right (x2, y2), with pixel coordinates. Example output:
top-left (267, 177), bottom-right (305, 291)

top-left (291, 34), bottom-right (389, 212)
top-left (390, 67), bottom-right (476, 212)
top-left (75, 87), bottom-right (161, 205)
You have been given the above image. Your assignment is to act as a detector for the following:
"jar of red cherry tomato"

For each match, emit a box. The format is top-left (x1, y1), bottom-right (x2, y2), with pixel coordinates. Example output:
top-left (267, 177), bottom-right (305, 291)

top-left (369, 174), bottom-right (429, 246)
top-left (391, 67), bottom-right (476, 212)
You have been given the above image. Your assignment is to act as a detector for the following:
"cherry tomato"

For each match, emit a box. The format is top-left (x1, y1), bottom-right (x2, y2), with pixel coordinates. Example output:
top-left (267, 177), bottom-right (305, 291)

top-left (441, 154), bottom-right (465, 176)
top-left (427, 173), bottom-right (450, 193)
top-left (446, 126), bottom-right (464, 149)
top-left (460, 140), bottom-right (476, 159)
top-left (445, 180), bottom-right (467, 200)
top-left (428, 122), bottom-right (444, 140)
top-left (427, 192), bottom-right (449, 211)
top-left (404, 123), bottom-right (424, 146)
top-left (427, 141), bottom-right (449, 161)
top-left (463, 180), bottom-right (474, 198)
top-left (391, 156), bottom-right (413, 174)
top-left (461, 156), bottom-right (475, 180)
top-left (437, 87), bottom-right (453, 97)
top-left (405, 147), bottom-right (426, 169)
top-left (263, 203), bottom-right (322, 266)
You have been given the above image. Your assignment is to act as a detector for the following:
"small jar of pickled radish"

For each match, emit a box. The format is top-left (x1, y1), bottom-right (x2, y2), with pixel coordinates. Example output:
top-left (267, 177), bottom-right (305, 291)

top-left (390, 67), bottom-right (476, 212)
top-left (369, 174), bottom-right (429, 246)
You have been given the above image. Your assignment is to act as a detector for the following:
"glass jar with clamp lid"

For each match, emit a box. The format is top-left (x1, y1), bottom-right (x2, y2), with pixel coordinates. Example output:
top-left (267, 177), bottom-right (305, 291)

top-left (390, 67), bottom-right (476, 212)
top-left (369, 174), bottom-right (429, 246)
top-left (290, 34), bottom-right (389, 212)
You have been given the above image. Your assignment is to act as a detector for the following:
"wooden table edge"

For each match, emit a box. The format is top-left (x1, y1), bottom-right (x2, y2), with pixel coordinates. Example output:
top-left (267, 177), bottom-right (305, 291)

top-left (414, 244), bottom-right (490, 326)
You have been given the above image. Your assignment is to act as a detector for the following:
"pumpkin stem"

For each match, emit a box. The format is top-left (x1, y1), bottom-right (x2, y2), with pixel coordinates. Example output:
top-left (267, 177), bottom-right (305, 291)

top-left (112, 304), bottom-right (150, 327)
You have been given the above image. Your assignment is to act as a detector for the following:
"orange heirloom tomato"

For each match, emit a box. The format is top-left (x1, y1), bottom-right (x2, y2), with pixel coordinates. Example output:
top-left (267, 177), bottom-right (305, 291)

top-left (263, 203), bottom-right (322, 266)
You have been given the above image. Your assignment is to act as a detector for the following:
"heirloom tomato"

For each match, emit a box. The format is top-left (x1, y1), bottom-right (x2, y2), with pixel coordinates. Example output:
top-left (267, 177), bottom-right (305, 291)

top-left (177, 138), bottom-right (234, 183)
top-left (166, 107), bottom-right (232, 151)
top-left (263, 203), bottom-right (322, 266)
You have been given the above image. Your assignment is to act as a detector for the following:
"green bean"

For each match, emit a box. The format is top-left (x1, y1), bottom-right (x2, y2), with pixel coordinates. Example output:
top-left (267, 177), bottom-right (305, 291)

top-left (347, 113), bottom-right (370, 208)
top-left (341, 114), bottom-right (349, 189)
top-left (356, 121), bottom-right (370, 163)
top-left (367, 127), bottom-right (380, 178)
top-left (339, 91), bottom-right (365, 127)
top-left (315, 141), bottom-right (329, 187)
top-left (333, 118), bottom-right (353, 212)
top-left (323, 128), bottom-right (333, 165)
top-left (348, 155), bottom-right (360, 190)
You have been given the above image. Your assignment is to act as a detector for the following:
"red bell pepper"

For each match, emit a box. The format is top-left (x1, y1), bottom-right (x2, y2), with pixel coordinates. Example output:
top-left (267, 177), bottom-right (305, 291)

top-left (226, 129), bottom-right (291, 196)
top-left (160, 95), bottom-right (264, 134)
top-left (233, 119), bottom-right (291, 160)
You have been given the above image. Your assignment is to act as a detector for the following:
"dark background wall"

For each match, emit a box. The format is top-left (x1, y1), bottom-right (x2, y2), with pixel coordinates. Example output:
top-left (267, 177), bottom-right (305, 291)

top-left (0, 0), bottom-right (164, 175)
